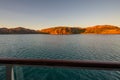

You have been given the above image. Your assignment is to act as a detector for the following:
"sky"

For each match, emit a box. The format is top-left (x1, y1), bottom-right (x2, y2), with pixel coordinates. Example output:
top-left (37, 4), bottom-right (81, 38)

top-left (0, 0), bottom-right (120, 30)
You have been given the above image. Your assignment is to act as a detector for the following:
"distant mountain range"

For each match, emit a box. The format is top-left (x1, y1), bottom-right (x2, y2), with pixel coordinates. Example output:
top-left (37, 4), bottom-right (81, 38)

top-left (0, 25), bottom-right (120, 34)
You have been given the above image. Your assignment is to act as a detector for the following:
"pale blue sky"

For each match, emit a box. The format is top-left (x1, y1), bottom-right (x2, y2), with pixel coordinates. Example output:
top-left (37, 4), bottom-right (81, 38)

top-left (0, 0), bottom-right (120, 29)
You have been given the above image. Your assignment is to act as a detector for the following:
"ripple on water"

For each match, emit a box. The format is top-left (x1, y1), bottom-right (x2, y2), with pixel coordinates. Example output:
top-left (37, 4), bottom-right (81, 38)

top-left (0, 35), bottom-right (120, 80)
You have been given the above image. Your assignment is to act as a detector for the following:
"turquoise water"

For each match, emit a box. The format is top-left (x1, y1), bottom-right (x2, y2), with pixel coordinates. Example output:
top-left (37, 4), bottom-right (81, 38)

top-left (0, 34), bottom-right (120, 80)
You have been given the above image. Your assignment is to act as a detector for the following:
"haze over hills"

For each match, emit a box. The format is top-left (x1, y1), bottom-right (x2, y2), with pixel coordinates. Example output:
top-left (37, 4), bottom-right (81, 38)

top-left (0, 25), bottom-right (120, 34)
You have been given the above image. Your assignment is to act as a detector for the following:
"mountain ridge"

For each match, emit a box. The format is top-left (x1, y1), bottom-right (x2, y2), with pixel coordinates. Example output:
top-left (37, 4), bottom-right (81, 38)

top-left (39, 25), bottom-right (120, 34)
top-left (0, 25), bottom-right (120, 34)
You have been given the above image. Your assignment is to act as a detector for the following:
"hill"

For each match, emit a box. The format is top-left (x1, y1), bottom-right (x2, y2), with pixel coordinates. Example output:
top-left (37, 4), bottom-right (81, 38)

top-left (39, 25), bottom-right (120, 34)
top-left (0, 25), bottom-right (120, 34)
top-left (0, 27), bottom-right (39, 34)
top-left (40, 26), bottom-right (85, 34)
top-left (84, 25), bottom-right (120, 34)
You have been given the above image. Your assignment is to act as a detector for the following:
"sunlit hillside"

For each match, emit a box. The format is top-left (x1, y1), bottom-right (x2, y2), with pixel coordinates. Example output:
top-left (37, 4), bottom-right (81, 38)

top-left (40, 26), bottom-right (85, 34)
top-left (39, 25), bottom-right (120, 34)
top-left (84, 25), bottom-right (120, 34)
top-left (0, 25), bottom-right (120, 34)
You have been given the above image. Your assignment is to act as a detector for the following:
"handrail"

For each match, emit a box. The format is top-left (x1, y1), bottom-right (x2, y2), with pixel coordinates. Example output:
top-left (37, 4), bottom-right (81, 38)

top-left (0, 58), bottom-right (120, 70)
top-left (0, 58), bottom-right (120, 80)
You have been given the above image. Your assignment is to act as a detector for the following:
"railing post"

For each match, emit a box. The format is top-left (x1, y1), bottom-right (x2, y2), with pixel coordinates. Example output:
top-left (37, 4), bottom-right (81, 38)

top-left (6, 65), bottom-right (14, 80)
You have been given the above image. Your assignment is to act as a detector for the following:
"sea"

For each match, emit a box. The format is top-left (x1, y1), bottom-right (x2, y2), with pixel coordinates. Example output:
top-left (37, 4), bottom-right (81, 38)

top-left (0, 34), bottom-right (120, 80)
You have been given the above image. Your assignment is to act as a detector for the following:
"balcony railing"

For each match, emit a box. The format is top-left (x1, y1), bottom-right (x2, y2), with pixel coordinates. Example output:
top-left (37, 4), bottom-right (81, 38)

top-left (0, 58), bottom-right (120, 80)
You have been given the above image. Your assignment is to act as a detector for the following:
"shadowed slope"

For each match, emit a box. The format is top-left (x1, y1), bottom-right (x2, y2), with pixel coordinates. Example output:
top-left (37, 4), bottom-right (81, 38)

top-left (0, 27), bottom-right (44, 34)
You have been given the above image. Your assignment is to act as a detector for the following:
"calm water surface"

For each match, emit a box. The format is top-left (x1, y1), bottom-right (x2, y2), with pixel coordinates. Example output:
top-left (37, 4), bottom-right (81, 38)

top-left (0, 34), bottom-right (120, 80)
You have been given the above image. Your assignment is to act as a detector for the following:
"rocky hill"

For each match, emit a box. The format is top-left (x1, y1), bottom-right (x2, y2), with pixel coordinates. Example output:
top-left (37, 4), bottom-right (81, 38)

top-left (40, 26), bottom-right (85, 34)
top-left (84, 25), bottom-right (120, 34)
top-left (0, 25), bottom-right (120, 34)
top-left (39, 25), bottom-right (120, 34)
top-left (0, 27), bottom-right (39, 34)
